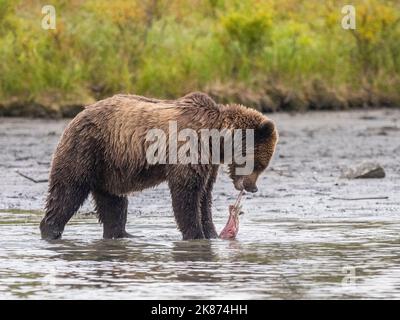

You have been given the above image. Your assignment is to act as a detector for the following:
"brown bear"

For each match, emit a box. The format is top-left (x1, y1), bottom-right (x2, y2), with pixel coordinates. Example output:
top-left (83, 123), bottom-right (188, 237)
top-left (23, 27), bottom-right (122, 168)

top-left (40, 92), bottom-right (278, 240)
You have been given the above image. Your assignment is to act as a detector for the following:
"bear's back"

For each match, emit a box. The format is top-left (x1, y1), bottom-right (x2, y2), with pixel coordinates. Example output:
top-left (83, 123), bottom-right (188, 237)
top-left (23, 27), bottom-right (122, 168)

top-left (74, 92), bottom-right (221, 171)
top-left (83, 92), bottom-right (220, 133)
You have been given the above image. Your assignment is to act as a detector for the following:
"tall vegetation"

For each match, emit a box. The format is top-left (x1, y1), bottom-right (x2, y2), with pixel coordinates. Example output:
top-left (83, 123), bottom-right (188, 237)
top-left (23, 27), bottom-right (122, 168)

top-left (0, 0), bottom-right (399, 115)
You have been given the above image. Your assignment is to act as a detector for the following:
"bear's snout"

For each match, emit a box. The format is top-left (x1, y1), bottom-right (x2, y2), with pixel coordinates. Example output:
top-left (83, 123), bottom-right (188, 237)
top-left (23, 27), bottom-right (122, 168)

top-left (245, 185), bottom-right (258, 193)
top-left (233, 176), bottom-right (258, 193)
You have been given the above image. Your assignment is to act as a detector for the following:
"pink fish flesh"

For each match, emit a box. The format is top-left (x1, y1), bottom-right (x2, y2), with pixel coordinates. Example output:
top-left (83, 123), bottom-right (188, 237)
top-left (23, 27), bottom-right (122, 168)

top-left (219, 191), bottom-right (244, 240)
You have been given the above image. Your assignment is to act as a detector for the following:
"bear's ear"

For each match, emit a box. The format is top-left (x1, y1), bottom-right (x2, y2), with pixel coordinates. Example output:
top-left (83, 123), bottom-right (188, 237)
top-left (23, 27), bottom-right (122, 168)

top-left (255, 120), bottom-right (275, 142)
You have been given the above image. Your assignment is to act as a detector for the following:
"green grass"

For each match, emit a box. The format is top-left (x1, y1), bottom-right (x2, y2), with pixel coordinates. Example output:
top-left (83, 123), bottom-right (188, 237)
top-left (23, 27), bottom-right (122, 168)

top-left (0, 0), bottom-right (399, 113)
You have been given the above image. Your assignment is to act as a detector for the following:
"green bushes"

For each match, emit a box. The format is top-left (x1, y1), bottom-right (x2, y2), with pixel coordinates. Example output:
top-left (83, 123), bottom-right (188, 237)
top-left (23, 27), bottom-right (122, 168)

top-left (0, 0), bottom-right (399, 117)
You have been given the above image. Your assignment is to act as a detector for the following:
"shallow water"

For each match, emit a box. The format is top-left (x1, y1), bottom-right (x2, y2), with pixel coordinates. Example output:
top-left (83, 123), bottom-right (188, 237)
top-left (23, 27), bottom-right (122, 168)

top-left (1, 110), bottom-right (400, 299)
top-left (1, 209), bottom-right (399, 299)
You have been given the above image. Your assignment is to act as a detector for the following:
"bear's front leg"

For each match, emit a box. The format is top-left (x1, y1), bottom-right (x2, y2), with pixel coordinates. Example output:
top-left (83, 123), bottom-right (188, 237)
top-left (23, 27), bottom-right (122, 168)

top-left (168, 166), bottom-right (206, 240)
top-left (200, 165), bottom-right (219, 239)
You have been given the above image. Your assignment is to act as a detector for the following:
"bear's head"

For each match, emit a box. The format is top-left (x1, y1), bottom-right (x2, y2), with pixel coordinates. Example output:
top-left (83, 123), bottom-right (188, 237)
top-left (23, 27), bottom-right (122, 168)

top-left (228, 119), bottom-right (278, 193)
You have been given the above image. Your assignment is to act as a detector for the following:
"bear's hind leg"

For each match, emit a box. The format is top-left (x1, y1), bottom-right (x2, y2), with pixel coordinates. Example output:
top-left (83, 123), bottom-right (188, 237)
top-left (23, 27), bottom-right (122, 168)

top-left (40, 182), bottom-right (90, 240)
top-left (93, 190), bottom-right (132, 239)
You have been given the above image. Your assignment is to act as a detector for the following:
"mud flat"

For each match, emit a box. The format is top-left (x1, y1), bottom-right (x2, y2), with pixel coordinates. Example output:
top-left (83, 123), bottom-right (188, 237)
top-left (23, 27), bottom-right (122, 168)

top-left (0, 109), bottom-right (399, 299)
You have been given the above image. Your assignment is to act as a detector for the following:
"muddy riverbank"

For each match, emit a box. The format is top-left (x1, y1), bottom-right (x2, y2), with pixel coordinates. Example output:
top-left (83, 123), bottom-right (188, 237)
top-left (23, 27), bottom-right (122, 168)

top-left (0, 109), bottom-right (399, 299)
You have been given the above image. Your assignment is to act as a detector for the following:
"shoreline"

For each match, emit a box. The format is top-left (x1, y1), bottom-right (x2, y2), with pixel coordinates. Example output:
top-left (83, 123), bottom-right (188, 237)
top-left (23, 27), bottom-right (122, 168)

top-left (1, 89), bottom-right (399, 119)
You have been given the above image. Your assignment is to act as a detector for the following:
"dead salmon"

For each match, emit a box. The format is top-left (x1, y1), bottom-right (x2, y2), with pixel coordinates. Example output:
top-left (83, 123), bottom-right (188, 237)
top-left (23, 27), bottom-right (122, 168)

top-left (219, 190), bottom-right (244, 240)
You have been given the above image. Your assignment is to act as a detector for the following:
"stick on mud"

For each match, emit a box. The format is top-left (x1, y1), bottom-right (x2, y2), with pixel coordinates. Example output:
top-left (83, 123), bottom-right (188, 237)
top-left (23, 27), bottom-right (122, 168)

top-left (16, 171), bottom-right (48, 183)
top-left (331, 196), bottom-right (389, 201)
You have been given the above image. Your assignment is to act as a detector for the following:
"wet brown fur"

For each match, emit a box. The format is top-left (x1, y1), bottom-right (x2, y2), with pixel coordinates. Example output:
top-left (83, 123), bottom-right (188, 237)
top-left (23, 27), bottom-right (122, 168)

top-left (40, 92), bottom-right (278, 240)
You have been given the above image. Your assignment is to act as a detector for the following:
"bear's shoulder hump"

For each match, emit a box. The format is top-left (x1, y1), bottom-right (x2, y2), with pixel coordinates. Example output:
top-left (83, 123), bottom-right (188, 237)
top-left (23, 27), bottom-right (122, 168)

top-left (179, 92), bottom-right (218, 110)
